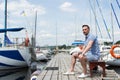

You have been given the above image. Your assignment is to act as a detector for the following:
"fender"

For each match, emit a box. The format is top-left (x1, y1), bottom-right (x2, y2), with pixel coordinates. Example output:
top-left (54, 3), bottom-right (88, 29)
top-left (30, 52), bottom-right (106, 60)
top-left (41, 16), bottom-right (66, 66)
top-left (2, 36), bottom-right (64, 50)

top-left (25, 37), bottom-right (29, 47)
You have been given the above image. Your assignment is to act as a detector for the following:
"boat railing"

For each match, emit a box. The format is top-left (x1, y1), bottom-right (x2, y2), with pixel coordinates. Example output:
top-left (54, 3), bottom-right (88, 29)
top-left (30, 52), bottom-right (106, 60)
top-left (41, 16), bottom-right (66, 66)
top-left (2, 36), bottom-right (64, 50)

top-left (0, 37), bottom-right (30, 49)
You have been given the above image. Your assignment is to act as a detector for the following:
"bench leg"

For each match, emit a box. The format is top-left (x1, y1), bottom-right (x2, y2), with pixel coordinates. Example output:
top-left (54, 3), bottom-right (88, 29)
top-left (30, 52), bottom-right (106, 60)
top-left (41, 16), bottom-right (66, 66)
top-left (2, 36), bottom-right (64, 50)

top-left (89, 63), bottom-right (96, 77)
top-left (99, 63), bottom-right (106, 77)
top-left (102, 65), bottom-right (106, 77)
top-left (89, 62), bottom-right (106, 77)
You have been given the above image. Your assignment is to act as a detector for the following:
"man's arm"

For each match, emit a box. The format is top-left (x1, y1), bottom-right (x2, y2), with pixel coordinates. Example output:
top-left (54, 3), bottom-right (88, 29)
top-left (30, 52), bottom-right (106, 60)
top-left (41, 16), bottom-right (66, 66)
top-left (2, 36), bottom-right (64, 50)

top-left (81, 40), bottom-right (93, 56)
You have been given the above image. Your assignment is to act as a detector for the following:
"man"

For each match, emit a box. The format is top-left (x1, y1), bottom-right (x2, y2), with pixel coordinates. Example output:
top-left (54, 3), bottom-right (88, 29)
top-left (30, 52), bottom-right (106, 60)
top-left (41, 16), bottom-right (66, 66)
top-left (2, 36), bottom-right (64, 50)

top-left (63, 42), bottom-right (84, 75)
top-left (78, 25), bottom-right (100, 78)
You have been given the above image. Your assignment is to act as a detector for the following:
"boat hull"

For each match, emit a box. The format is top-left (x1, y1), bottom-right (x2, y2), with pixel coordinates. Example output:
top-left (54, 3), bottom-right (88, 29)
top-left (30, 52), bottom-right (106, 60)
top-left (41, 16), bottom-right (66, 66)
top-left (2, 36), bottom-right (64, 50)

top-left (106, 58), bottom-right (120, 66)
top-left (0, 47), bottom-right (31, 69)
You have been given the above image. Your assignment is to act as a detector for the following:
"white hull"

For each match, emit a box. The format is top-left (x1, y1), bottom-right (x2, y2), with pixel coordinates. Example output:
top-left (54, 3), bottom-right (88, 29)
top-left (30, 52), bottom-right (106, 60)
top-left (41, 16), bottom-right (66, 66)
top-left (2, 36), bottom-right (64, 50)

top-left (36, 53), bottom-right (47, 61)
top-left (0, 47), bottom-right (31, 69)
top-left (106, 58), bottom-right (120, 66)
top-left (101, 47), bottom-right (120, 66)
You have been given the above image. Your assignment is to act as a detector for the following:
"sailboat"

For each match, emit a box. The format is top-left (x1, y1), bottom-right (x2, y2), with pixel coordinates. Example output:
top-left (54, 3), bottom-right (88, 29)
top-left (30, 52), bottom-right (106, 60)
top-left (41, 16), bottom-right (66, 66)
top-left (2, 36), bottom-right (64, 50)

top-left (0, 0), bottom-right (34, 69)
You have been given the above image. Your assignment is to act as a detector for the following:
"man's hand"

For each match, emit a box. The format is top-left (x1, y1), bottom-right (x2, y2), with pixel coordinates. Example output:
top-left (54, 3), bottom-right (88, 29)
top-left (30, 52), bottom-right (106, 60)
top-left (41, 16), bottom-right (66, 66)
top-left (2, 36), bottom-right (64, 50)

top-left (79, 54), bottom-right (84, 58)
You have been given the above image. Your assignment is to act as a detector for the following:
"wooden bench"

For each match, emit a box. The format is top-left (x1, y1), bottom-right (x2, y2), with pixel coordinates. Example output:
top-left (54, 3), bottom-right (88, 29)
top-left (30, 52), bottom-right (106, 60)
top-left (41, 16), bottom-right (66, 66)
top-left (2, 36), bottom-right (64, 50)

top-left (89, 60), bottom-right (106, 77)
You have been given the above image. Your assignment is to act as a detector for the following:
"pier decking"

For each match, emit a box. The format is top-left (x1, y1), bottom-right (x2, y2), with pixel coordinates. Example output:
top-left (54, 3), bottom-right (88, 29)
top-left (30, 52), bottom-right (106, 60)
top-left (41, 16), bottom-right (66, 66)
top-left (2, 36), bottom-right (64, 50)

top-left (37, 52), bottom-right (120, 80)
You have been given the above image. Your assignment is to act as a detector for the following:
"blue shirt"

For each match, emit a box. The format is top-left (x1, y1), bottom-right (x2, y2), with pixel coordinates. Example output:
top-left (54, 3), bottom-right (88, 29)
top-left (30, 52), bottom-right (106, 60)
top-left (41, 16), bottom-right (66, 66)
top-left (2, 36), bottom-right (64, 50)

top-left (84, 33), bottom-right (100, 59)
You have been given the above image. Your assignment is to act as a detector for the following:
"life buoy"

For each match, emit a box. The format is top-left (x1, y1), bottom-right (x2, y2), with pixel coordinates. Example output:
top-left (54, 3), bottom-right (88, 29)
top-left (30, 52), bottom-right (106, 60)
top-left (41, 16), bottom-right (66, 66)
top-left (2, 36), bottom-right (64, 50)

top-left (25, 37), bottom-right (29, 47)
top-left (110, 45), bottom-right (120, 59)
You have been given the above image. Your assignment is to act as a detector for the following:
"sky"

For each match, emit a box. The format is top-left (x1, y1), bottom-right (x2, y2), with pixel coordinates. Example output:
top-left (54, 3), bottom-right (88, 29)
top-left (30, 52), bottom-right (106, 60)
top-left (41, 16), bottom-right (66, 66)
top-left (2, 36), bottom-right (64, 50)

top-left (0, 0), bottom-right (120, 46)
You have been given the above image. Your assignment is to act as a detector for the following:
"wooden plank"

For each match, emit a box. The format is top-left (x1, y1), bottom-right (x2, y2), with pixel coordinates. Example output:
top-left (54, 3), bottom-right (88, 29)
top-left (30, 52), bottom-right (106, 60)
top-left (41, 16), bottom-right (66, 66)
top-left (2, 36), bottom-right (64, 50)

top-left (68, 75), bottom-right (77, 80)
top-left (36, 59), bottom-right (55, 80)
top-left (43, 70), bottom-right (53, 80)
top-left (60, 53), bottom-right (69, 80)
top-left (51, 54), bottom-right (59, 80)
top-left (58, 53), bottom-right (62, 80)
top-left (45, 54), bottom-right (57, 80)
top-left (36, 70), bottom-right (47, 80)
top-left (102, 77), bottom-right (119, 80)
top-left (51, 71), bottom-right (58, 80)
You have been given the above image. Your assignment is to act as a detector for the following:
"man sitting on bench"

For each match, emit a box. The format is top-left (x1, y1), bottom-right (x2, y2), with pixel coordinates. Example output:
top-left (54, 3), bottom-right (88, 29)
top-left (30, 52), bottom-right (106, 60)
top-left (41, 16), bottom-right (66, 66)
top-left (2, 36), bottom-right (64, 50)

top-left (77, 25), bottom-right (100, 78)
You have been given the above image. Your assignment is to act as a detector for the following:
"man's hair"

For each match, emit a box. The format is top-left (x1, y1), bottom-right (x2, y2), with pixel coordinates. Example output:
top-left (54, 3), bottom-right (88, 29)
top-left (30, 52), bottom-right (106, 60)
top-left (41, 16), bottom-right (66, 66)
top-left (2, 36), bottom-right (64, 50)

top-left (82, 25), bottom-right (90, 29)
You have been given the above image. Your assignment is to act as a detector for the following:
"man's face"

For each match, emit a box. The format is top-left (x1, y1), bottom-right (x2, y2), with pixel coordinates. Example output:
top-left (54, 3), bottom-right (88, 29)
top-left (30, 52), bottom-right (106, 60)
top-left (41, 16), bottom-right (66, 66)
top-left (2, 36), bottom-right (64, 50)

top-left (82, 26), bottom-right (89, 36)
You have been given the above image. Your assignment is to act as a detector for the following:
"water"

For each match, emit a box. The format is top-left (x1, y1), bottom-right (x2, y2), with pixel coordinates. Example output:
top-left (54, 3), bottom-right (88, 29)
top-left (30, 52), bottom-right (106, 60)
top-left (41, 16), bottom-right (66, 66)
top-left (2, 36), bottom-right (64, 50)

top-left (0, 62), bottom-right (48, 80)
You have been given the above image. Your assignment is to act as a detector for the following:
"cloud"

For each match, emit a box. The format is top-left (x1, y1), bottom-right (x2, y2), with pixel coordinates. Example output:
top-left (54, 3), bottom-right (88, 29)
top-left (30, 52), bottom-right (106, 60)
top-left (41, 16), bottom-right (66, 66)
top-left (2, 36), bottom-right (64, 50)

top-left (38, 30), bottom-right (54, 38)
top-left (114, 31), bottom-right (120, 35)
top-left (0, 0), bottom-right (46, 16)
top-left (0, 23), bottom-right (4, 28)
top-left (38, 21), bottom-right (48, 27)
top-left (59, 2), bottom-right (77, 12)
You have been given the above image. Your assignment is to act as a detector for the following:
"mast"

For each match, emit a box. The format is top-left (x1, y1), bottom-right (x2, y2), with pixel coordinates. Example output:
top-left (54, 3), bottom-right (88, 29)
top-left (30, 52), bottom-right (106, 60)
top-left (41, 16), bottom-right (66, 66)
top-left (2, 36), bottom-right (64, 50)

top-left (55, 21), bottom-right (58, 51)
top-left (34, 10), bottom-right (37, 47)
top-left (4, 0), bottom-right (7, 46)
top-left (111, 8), bottom-right (114, 44)
top-left (94, 0), bottom-right (97, 36)
top-left (31, 10), bottom-right (37, 48)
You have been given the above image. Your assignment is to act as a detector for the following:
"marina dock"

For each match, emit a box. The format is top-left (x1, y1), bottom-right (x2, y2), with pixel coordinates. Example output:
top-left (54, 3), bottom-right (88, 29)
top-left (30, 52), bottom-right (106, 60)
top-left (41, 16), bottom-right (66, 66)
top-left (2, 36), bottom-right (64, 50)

top-left (37, 52), bottom-right (120, 80)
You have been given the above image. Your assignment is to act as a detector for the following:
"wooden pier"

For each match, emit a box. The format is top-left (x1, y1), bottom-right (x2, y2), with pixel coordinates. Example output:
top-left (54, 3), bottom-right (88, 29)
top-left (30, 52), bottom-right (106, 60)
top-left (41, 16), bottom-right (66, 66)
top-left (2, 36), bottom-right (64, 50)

top-left (37, 52), bottom-right (120, 80)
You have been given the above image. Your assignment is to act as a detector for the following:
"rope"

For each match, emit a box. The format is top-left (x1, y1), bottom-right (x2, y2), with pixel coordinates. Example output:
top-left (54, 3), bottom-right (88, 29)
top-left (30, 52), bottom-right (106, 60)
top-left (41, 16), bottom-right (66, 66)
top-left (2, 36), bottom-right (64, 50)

top-left (111, 3), bottom-right (120, 29)
top-left (96, 0), bottom-right (111, 39)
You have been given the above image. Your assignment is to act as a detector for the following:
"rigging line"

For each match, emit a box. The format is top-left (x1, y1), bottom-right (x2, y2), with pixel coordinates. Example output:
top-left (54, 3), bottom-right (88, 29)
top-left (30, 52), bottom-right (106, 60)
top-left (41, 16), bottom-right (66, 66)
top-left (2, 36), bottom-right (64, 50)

top-left (95, 18), bottom-right (103, 38)
top-left (116, 0), bottom-right (120, 10)
top-left (111, 3), bottom-right (120, 29)
top-left (96, 0), bottom-right (111, 39)
top-left (89, 0), bottom-right (103, 38)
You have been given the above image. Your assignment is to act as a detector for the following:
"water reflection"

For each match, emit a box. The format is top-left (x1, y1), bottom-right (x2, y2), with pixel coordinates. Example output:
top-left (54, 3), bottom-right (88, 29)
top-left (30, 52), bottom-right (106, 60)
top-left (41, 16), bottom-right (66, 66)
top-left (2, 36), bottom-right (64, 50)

top-left (0, 61), bottom-right (48, 80)
top-left (0, 67), bottom-right (32, 80)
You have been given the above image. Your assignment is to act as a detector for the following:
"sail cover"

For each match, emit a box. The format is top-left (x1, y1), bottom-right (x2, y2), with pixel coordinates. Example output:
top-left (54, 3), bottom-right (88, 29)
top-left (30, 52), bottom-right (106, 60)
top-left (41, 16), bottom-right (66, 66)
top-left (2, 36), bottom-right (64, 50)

top-left (0, 27), bottom-right (24, 33)
top-left (5, 35), bottom-right (14, 44)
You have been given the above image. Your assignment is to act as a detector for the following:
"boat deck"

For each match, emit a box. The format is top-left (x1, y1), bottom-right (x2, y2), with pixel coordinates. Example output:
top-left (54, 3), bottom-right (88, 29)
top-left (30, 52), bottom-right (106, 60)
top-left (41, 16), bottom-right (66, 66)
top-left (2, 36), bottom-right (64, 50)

top-left (37, 52), bottom-right (120, 80)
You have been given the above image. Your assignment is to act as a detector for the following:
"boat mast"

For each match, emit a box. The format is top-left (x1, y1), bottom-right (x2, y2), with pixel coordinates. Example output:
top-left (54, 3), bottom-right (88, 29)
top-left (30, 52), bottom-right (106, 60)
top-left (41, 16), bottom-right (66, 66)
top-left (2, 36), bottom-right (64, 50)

top-left (32, 10), bottom-right (37, 48)
top-left (34, 10), bottom-right (37, 47)
top-left (109, 0), bottom-right (113, 44)
top-left (4, 0), bottom-right (7, 46)
top-left (94, 0), bottom-right (97, 36)
top-left (55, 21), bottom-right (58, 52)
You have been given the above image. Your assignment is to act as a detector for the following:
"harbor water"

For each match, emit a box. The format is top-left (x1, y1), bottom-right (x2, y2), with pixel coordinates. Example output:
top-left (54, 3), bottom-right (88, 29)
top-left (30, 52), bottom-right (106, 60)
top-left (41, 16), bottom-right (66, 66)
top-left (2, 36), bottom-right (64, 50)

top-left (0, 61), bottom-right (48, 80)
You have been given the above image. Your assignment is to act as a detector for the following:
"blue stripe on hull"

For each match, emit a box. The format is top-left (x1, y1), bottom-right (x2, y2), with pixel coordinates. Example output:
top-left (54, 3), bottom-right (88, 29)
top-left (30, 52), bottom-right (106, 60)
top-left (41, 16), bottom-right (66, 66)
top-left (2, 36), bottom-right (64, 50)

top-left (0, 50), bottom-right (25, 61)
top-left (0, 63), bottom-right (16, 67)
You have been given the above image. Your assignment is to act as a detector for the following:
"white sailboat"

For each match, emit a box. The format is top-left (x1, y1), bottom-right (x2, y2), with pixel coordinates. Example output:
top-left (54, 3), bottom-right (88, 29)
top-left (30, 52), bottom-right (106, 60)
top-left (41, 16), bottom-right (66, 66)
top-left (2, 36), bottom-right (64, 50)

top-left (0, 0), bottom-right (34, 69)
